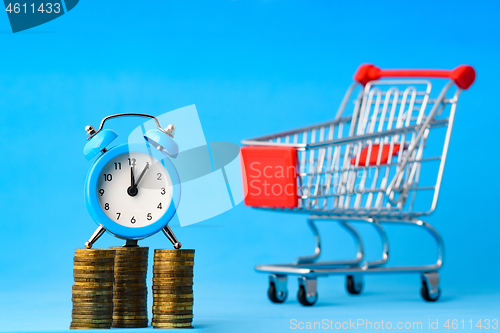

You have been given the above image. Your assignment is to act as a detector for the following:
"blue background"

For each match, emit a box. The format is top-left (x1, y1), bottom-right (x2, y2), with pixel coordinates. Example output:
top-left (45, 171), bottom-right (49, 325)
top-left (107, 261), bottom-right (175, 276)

top-left (0, 0), bottom-right (499, 332)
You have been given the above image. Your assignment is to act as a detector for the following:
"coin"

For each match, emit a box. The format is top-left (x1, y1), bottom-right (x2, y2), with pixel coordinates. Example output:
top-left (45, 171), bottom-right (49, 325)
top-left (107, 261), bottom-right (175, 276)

top-left (154, 253), bottom-right (194, 258)
top-left (74, 256), bottom-right (114, 262)
top-left (153, 294), bottom-right (193, 299)
top-left (151, 322), bottom-right (193, 328)
top-left (73, 270), bottom-right (114, 276)
top-left (113, 315), bottom-right (148, 320)
top-left (153, 310), bottom-right (193, 315)
top-left (152, 277), bottom-right (193, 283)
top-left (152, 306), bottom-right (193, 311)
top-left (70, 323), bottom-right (111, 329)
top-left (70, 317), bottom-right (112, 323)
top-left (152, 285), bottom-right (193, 290)
top-left (74, 281), bottom-right (114, 287)
top-left (153, 314), bottom-right (193, 319)
top-left (153, 299), bottom-right (193, 306)
top-left (113, 306), bottom-right (148, 316)
top-left (155, 249), bottom-right (195, 253)
top-left (111, 321), bottom-right (148, 328)
top-left (72, 315), bottom-right (111, 320)
top-left (152, 290), bottom-right (193, 295)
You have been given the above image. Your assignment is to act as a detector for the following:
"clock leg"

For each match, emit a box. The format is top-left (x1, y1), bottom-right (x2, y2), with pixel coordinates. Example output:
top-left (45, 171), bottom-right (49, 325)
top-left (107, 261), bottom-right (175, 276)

top-left (162, 226), bottom-right (182, 249)
top-left (85, 225), bottom-right (106, 249)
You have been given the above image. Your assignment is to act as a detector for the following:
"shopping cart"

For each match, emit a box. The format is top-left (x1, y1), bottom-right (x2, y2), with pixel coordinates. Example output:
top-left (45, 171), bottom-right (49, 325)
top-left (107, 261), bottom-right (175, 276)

top-left (240, 64), bottom-right (475, 306)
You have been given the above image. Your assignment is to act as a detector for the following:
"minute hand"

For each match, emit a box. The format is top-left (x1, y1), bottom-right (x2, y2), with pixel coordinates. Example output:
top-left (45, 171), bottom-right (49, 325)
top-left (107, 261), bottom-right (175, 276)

top-left (134, 163), bottom-right (150, 187)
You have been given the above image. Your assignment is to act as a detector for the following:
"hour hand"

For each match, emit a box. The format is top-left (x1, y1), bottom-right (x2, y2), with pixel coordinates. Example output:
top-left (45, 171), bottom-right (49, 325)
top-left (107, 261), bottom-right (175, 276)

top-left (127, 167), bottom-right (138, 197)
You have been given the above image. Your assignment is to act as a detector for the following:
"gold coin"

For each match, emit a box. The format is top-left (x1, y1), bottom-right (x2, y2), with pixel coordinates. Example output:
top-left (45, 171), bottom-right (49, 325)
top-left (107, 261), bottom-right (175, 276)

top-left (154, 253), bottom-right (194, 259)
top-left (74, 277), bottom-right (114, 282)
top-left (152, 277), bottom-right (193, 282)
top-left (152, 291), bottom-right (193, 296)
top-left (72, 295), bottom-right (111, 300)
top-left (72, 284), bottom-right (112, 289)
top-left (113, 315), bottom-right (148, 320)
top-left (113, 264), bottom-right (148, 269)
top-left (113, 310), bottom-right (147, 315)
top-left (153, 293), bottom-right (193, 298)
top-left (153, 260), bottom-right (194, 265)
top-left (153, 313), bottom-right (193, 319)
top-left (113, 305), bottom-right (148, 311)
top-left (153, 300), bottom-right (194, 306)
top-left (155, 249), bottom-right (194, 253)
top-left (71, 317), bottom-right (112, 323)
top-left (72, 314), bottom-right (111, 319)
top-left (152, 318), bottom-right (193, 323)
top-left (112, 320), bottom-right (149, 325)
top-left (74, 282), bottom-right (114, 287)
top-left (153, 273), bottom-right (194, 279)
top-left (111, 321), bottom-right (148, 328)
top-left (70, 324), bottom-right (111, 329)
top-left (72, 307), bottom-right (112, 312)
top-left (73, 265), bottom-right (114, 271)
top-left (153, 310), bottom-right (193, 315)
top-left (113, 287), bottom-right (147, 291)
top-left (152, 285), bottom-right (193, 290)
top-left (72, 291), bottom-right (112, 296)
top-left (73, 269), bottom-right (114, 275)
top-left (151, 322), bottom-right (193, 328)
top-left (152, 306), bottom-right (193, 311)
top-left (112, 294), bottom-right (147, 299)
top-left (73, 256), bottom-right (114, 262)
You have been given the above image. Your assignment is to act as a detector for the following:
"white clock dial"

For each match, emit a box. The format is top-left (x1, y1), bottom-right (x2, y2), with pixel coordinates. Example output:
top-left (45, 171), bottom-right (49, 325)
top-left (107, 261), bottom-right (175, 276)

top-left (96, 152), bottom-right (173, 228)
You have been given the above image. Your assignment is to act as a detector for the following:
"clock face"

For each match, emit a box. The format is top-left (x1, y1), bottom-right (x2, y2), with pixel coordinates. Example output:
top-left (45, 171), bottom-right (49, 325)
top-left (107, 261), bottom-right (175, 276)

top-left (96, 152), bottom-right (173, 228)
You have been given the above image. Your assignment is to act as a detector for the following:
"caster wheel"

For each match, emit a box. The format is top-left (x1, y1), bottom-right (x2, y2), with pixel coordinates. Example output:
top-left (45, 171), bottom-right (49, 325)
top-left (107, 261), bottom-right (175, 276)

top-left (268, 281), bottom-right (287, 303)
top-left (297, 285), bottom-right (317, 306)
top-left (346, 275), bottom-right (363, 295)
top-left (421, 280), bottom-right (440, 302)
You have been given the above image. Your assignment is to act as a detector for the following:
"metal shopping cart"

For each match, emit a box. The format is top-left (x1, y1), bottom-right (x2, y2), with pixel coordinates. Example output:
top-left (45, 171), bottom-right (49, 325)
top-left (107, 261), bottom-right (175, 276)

top-left (240, 64), bottom-right (475, 306)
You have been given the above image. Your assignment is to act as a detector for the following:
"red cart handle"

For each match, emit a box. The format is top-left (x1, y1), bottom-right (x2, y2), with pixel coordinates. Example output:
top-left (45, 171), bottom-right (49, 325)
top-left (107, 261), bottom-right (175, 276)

top-left (354, 64), bottom-right (476, 90)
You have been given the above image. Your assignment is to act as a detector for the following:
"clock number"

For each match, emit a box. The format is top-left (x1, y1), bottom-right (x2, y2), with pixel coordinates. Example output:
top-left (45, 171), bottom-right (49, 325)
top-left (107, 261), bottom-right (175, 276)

top-left (104, 203), bottom-right (110, 210)
top-left (131, 216), bottom-right (136, 224)
top-left (157, 203), bottom-right (162, 209)
top-left (103, 174), bottom-right (112, 181)
top-left (157, 173), bottom-right (162, 180)
top-left (116, 213), bottom-right (121, 220)
top-left (161, 188), bottom-right (166, 195)
top-left (114, 162), bottom-right (121, 170)
top-left (99, 189), bottom-right (105, 196)
top-left (128, 158), bottom-right (136, 166)
top-left (147, 213), bottom-right (152, 220)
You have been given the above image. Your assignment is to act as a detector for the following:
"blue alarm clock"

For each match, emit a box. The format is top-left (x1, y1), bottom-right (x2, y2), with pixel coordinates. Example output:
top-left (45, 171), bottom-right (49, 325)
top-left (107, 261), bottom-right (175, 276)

top-left (82, 113), bottom-right (182, 249)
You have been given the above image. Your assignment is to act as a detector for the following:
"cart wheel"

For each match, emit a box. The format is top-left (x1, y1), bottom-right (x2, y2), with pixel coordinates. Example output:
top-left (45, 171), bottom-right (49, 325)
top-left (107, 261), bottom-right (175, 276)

top-left (297, 285), bottom-right (317, 306)
top-left (420, 279), bottom-right (440, 302)
top-left (268, 281), bottom-right (287, 303)
top-left (346, 275), bottom-right (363, 295)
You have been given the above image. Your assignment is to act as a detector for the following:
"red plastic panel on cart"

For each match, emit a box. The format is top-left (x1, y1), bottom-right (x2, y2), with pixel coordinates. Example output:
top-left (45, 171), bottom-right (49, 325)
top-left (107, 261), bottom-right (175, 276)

top-left (350, 144), bottom-right (402, 166)
top-left (241, 146), bottom-right (299, 208)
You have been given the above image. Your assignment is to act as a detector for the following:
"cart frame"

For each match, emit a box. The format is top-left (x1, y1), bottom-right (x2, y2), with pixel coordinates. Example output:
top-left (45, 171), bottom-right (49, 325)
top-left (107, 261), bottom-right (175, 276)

top-left (241, 64), bottom-right (475, 305)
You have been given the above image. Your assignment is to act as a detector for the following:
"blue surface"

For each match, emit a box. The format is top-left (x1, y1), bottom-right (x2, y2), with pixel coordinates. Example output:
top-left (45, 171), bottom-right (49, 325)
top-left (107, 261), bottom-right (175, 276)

top-left (84, 143), bottom-right (180, 240)
top-left (0, 0), bottom-right (499, 332)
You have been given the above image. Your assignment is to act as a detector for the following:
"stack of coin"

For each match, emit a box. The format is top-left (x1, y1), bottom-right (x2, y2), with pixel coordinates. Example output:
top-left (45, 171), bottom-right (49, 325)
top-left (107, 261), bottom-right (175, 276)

top-left (110, 246), bottom-right (149, 328)
top-left (152, 249), bottom-right (195, 329)
top-left (71, 249), bottom-right (115, 330)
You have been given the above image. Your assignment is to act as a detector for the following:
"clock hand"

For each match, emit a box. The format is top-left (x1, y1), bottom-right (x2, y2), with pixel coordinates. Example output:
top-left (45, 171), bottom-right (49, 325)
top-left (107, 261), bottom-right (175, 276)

top-left (127, 167), bottom-right (138, 197)
top-left (134, 163), bottom-right (150, 188)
